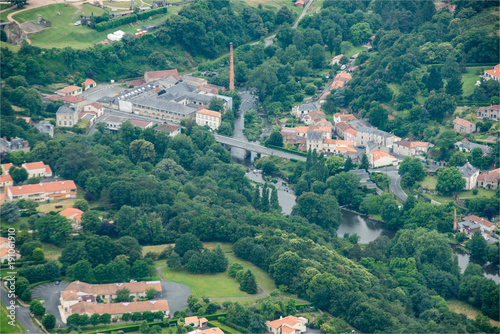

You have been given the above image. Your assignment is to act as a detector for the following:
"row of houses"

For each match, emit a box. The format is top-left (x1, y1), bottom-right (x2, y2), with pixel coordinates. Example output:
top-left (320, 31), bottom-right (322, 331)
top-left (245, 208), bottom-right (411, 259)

top-left (59, 280), bottom-right (167, 322)
top-left (4, 180), bottom-right (77, 202)
top-left (458, 214), bottom-right (496, 238)
top-left (452, 105), bottom-right (500, 134)
top-left (458, 165), bottom-right (500, 191)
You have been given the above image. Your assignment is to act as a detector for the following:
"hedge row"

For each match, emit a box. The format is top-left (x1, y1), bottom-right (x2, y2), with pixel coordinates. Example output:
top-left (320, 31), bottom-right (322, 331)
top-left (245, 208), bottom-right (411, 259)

top-left (207, 321), bottom-right (240, 334)
top-left (456, 100), bottom-right (491, 107)
top-left (95, 7), bottom-right (167, 32)
top-left (85, 313), bottom-right (227, 334)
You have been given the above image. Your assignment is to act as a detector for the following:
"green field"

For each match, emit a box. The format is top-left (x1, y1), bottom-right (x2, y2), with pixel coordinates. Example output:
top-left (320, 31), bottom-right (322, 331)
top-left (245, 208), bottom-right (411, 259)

top-left (345, 46), bottom-right (367, 59)
top-left (0, 301), bottom-right (25, 334)
top-left (158, 243), bottom-right (276, 298)
top-left (461, 67), bottom-right (492, 97)
top-left (11, 3), bottom-right (176, 49)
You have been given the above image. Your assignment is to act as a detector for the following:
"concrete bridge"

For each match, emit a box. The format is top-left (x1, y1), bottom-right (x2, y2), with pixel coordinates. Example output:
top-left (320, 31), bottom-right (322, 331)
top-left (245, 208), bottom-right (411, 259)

top-left (213, 134), bottom-right (306, 162)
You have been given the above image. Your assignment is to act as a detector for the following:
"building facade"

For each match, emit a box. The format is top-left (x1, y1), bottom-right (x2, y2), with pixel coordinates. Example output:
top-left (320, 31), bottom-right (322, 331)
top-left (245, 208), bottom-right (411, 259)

top-left (196, 109), bottom-right (221, 130)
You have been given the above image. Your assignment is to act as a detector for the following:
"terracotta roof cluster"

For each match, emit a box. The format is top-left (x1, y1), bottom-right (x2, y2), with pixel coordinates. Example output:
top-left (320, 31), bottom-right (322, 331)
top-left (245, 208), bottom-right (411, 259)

top-left (0, 237), bottom-right (9, 245)
top-left (46, 95), bottom-right (86, 103)
top-left (23, 161), bottom-right (51, 172)
top-left (0, 163), bottom-right (13, 173)
top-left (335, 121), bottom-right (353, 132)
top-left (64, 280), bottom-right (162, 298)
top-left (453, 117), bottom-right (473, 128)
top-left (334, 113), bottom-right (356, 122)
top-left (335, 72), bottom-right (352, 82)
top-left (197, 108), bottom-right (221, 118)
top-left (477, 168), bottom-right (500, 183)
top-left (8, 180), bottom-right (76, 196)
top-left (189, 328), bottom-right (224, 334)
top-left (462, 215), bottom-right (494, 228)
top-left (70, 300), bottom-right (169, 316)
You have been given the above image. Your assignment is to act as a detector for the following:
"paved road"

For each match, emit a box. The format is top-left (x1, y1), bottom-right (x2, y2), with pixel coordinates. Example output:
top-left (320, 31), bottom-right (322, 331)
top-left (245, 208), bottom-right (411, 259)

top-left (81, 84), bottom-right (125, 102)
top-left (1, 283), bottom-right (41, 334)
top-left (31, 281), bottom-right (70, 329)
top-left (369, 167), bottom-right (408, 201)
top-left (292, 0), bottom-right (314, 29)
top-left (215, 134), bottom-right (306, 162)
top-left (155, 266), bottom-right (191, 315)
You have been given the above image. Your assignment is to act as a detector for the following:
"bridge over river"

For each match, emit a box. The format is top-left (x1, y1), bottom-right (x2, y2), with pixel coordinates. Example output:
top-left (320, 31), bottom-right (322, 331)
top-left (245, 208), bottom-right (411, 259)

top-left (213, 134), bottom-right (306, 162)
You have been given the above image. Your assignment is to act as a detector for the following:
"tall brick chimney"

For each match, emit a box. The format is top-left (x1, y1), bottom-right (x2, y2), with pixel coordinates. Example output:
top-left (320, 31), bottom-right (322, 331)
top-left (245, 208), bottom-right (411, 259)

top-left (453, 208), bottom-right (457, 231)
top-left (229, 42), bottom-right (235, 91)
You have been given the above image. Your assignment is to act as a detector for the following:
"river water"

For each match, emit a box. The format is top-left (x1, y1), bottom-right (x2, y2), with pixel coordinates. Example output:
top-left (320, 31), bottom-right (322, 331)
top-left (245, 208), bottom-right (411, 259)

top-left (231, 90), bottom-right (499, 282)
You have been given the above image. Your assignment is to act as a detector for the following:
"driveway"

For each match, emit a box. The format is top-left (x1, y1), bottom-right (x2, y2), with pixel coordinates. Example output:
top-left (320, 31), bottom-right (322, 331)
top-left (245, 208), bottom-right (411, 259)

top-left (1, 284), bottom-right (41, 334)
top-left (30, 281), bottom-right (70, 329)
top-left (155, 266), bottom-right (191, 316)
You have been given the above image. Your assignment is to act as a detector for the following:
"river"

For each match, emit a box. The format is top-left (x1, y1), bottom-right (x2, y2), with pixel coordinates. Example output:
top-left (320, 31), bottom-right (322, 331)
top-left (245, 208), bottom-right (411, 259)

top-left (231, 90), bottom-right (499, 283)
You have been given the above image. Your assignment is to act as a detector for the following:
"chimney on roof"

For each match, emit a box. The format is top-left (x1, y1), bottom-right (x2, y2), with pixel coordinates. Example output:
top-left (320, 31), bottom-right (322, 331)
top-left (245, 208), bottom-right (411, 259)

top-left (229, 42), bottom-right (235, 91)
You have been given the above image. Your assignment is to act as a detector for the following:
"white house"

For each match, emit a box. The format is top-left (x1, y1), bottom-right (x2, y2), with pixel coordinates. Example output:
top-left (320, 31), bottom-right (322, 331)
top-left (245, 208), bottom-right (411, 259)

top-left (195, 108), bottom-right (221, 130)
top-left (21, 162), bottom-right (52, 178)
top-left (457, 163), bottom-right (479, 190)
top-left (369, 150), bottom-right (398, 168)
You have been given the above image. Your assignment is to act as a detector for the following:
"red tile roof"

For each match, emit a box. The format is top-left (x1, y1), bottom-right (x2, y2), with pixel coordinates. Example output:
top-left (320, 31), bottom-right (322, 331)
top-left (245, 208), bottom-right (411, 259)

top-left (23, 162), bottom-right (46, 170)
top-left (335, 72), bottom-right (352, 82)
top-left (485, 65), bottom-right (500, 79)
top-left (463, 215), bottom-right (494, 228)
top-left (145, 70), bottom-right (181, 81)
top-left (59, 208), bottom-right (83, 221)
top-left (8, 180), bottom-right (76, 196)
top-left (335, 121), bottom-right (352, 132)
top-left (155, 124), bottom-right (181, 133)
top-left (0, 175), bottom-right (13, 183)
top-left (197, 108), bottom-right (221, 118)
top-left (394, 141), bottom-right (430, 148)
top-left (85, 102), bottom-right (103, 110)
top-left (62, 95), bottom-right (86, 103)
top-left (128, 119), bottom-right (153, 129)
top-left (372, 150), bottom-right (395, 161)
top-left (70, 300), bottom-right (169, 316)
top-left (477, 105), bottom-right (500, 112)
top-left (83, 78), bottom-right (96, 86)
top-left (57, 86), bottom-right (82, 94)
top-left (126, 78), bottom-right (147, 87)
top-left (453, 117), bottom-right (473, 128)
top-left (477, 168), bottom-right (500, 183)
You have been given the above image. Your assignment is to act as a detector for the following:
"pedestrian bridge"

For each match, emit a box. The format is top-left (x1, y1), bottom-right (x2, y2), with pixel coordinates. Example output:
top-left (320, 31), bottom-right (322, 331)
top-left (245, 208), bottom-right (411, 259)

top-left (213, 134), bottom-right (306, 161)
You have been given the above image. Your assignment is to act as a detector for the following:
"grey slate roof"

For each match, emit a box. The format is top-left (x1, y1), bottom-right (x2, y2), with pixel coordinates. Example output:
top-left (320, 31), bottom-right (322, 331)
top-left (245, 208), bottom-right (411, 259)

top-left (132, 97), bottom-right (197, 115)
top-left (34, 121), bottom-right (53, 135)
top-left (458, 221), bottom-right (481, 230)
top-left (348, 120), bottom-right (371, 130)
top-left (307, 130), bottom-right (323, 141)
top-left (56, 105), bottom-right (77, 115)
top-left (358, 126), bottom-right (393, 138)
top-left (454, 141), bottom-right (492, 155)
top-left (297, 103), bottom-right (317, 112)
top-left (457, 163), bottom-right (479, 178)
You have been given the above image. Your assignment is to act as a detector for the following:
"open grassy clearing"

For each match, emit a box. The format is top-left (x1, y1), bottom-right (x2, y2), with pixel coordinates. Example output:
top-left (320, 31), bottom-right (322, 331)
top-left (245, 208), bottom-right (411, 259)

top-left (41, 242), bottom-right (63, 261)
top-left (154, 242), bottom-right (277, 298)
top-left (461, 67), bottom-right (492, 97)
top-left (0, 301), bottom-right (25, 334)
top-left (11, 3), bottom-right (175, 49)
top-left (0, 7), bottom-right (22, 21)
top-left (447, 300), bottom-right (500, 327)
top-left (344, 46), bottom-right (367, 59)
top-left (160, 266), bottom-right (251, 298)
top-left (240, 0), bottom-right (302, 16)
top-left (418, 176), bottom-right (496, 204)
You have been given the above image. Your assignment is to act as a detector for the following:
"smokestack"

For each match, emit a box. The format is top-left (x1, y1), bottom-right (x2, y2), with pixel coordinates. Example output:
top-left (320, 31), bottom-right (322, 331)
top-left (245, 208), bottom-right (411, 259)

top-left (229, 42), bottom-right (235, 91)
top-left (453, 208), bottom-right (457, 231)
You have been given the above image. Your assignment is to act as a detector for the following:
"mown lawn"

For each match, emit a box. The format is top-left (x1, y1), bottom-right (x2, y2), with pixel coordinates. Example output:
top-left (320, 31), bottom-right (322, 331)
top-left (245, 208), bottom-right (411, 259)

top-left (461, 67), bottom-right (492, 97)
top-left (12, 3), bottom-right (177, 49)
top-left (0, 301), bottom-right (25, 334)
top-left (41, 242), bottom-right (63, 261)
top-left (447, 300), bottom-right (500, 327)
top-left (158, 242), bottom-right (277, 298)
top-left (345, 46), bottom-right (367, 59)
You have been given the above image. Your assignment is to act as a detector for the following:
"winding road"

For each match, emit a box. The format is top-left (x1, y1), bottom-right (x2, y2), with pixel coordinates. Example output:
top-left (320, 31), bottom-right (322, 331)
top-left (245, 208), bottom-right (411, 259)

top-left (1, 283), bottom-right (41, 334)
top-left (369, 167), bottom-right (408, 201)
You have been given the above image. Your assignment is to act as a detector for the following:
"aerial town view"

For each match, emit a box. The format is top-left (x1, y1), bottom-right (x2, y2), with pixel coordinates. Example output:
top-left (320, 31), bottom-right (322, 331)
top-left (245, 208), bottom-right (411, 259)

top-left (0, 0), bottom-right (499, 333)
